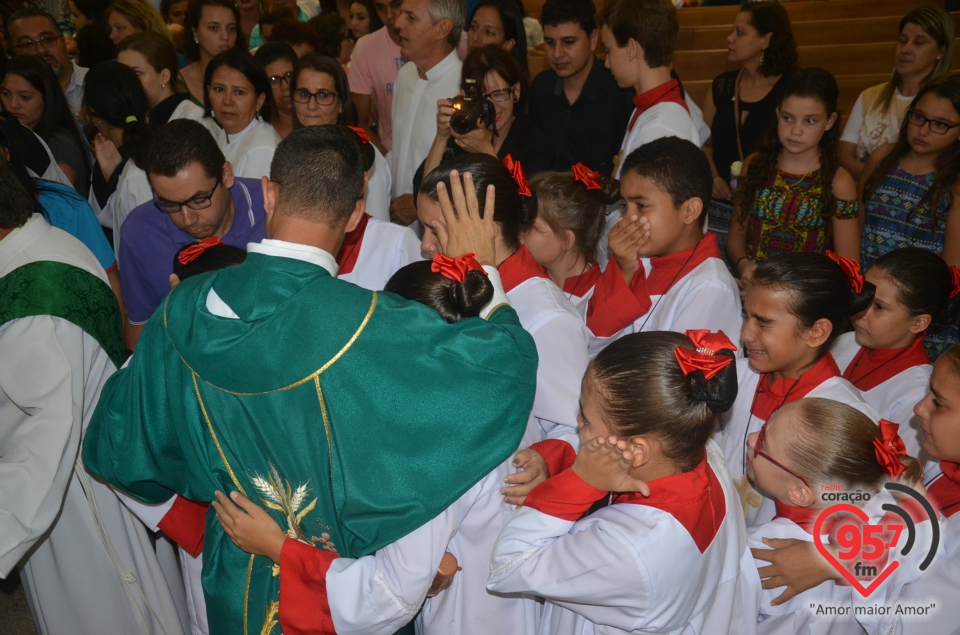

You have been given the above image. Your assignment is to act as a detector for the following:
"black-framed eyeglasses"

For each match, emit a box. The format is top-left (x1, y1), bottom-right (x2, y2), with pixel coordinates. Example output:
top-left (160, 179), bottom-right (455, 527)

top-left (907, 110), bottom-right (960, 135)
top-left (292, 88), bottom-right (338, 106)
top-left (483, 86), bottom-right (516, 103)
top-left (269, 71), bottom-right (293, 88)
top-left (754, 421), bottom-right (811, 488)
top-left (153, 175), bottom-right (222, 214)
top-left (15, 35), bottom-right (62, 54)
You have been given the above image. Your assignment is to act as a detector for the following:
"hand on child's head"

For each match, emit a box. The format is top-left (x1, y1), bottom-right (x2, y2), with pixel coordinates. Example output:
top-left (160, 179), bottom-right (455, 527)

top-left (572, 435), bottom-right (650, 496)
top-left (915, 353), bottom-right (960, 464)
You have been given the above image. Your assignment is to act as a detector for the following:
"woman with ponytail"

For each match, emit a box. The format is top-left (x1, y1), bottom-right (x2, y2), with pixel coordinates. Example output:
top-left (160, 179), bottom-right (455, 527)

top-left (489, 330), bottom-right (757, 635)
top-left (82, 60), bottom-right (156, 255)
top-left (419, 152), bottom-right (590, 451)
top-left (522, 165), bottom-right (620, 313)
top-left (715, 252), bottom-right (881, 528)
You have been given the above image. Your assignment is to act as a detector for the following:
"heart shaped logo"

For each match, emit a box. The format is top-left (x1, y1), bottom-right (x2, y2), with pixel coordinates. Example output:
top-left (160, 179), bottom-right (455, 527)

top-left (812, 503), bottom-right (899, 597)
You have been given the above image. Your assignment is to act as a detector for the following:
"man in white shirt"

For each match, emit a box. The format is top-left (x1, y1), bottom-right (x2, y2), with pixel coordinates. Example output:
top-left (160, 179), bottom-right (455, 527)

top-left (388, 0), bottom-right (463, 225)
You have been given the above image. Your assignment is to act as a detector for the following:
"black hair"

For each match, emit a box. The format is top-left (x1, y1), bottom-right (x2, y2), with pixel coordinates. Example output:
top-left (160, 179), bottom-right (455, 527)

top-left (539, 0), bottom-right (595, 34)
top-left (145, 118), bottom-right (226, 179)
top-left (751, 252), bottom-right (876, 356)
top-left (385, 260), bottom-right (494, 323)
top-left (270, 125), bottom-right (365, 223)
top-left (0, 159), bottom-right (36, 230)
top-left (868, 247), bottom-right (960, 322)
top-left (470, 0), bottom-right (528, 81)
top-left (76, 24), bottom-right (117, 67)
top-left (74, 0), bottom-right (111, 24)
top-left (340, 124), bottom-right (375, 170)
top-left (291, 54), bottom-right (357, 127)
top-left (253, 40), bottom-right (298, 68)
top-left (419, 153), bottom-right (538, 250)
top-left (4, 56), bottom-right (90, 180)
top-left (309, 12), bottom-right (348, 59)
top-left (270, 17), bottom-right (322, 52)
top-left (740, 1), bottom-right (798, 77)
top-left (620, 136), bottom-right (712, 227)
top-left (203, 49), bottom-right (274, 124)
top-left (82, 61), bottom-right (155, 170)
top-left (589, 330), bottom-right (738, 472)
top-left (349, 0), bottom-right (384, 37)
top-left (7, 7), bottom-right (61, 42)
top-left (184, 0), bottom-right (246, 61)
top-left (737, 68), bottom-right (841, 227)
top-left (172, 241), bottom-right (247, 279)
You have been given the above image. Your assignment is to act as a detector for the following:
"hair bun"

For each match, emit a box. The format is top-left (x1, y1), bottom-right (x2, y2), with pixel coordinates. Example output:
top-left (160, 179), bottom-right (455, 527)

top-left (848, 280), bottom-right (876, 316)
top-left (598, 175), bottom-right (621, 207)
top-left (688, 350), bottom-right (738, 413)
top-left (449, 269), bottom-right (494, 319)
top-left (516, 189), bottom-right (538, 233)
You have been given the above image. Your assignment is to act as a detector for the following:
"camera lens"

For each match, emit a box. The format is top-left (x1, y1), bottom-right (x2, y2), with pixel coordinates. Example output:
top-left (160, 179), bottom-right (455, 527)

top-left (451, 109), bottom-right (477, 135)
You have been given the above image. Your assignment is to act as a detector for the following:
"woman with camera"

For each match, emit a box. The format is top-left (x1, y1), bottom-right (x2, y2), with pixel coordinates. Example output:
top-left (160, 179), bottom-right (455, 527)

top-left (415, 44), bottom-right (554, 192)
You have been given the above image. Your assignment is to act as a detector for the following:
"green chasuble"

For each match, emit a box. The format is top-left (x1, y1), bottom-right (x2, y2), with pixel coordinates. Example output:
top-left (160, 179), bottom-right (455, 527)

top-left (83, 253), bottom-right (538, 635)
top-left (0, 261), bottom-right (126, 368)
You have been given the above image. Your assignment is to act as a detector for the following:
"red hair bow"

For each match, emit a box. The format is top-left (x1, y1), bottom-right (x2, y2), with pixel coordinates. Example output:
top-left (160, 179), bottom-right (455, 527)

top-left (348, 126), bottom-right (370, 145)
top-left (571, 162), bottom-right (602, 191)
top-left (431, 253), bottom-right (487, 283)
top-left (825, 250), bottom-right (864, 294)
top-left (873, 419), bottom-right (907, 479)
top-left (674, 329), bottom-right (738, 380)
top-left (178, 236), bottom-right (223, 265)
top-left (502, 154), bottom-right (531, 197)
top-left (949, 265), bottom-right (960, 299)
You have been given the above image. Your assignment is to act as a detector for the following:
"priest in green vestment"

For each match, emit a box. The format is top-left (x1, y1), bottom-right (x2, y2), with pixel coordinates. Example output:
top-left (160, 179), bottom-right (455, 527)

top-left (83, 127), bottom-right (538, 635)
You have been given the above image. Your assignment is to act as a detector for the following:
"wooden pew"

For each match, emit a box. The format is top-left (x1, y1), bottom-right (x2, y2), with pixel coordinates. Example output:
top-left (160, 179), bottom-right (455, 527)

top-left (677, 14), bottom-right (903, 51)
top-left (673, 39), bottom-right (960, 83)
top-left (677, 0), bottom-right (935, 28)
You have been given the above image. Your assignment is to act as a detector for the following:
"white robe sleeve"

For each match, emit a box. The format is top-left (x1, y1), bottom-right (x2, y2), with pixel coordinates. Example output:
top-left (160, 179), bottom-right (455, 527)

top-left (0, 316), bottom-right (85, 576)
top-left (232, 146), bottom-right (277, 180)
top-left (529, 311), bottom-right (590, 441)
top-left (364, 148), bottom-right (393, 223)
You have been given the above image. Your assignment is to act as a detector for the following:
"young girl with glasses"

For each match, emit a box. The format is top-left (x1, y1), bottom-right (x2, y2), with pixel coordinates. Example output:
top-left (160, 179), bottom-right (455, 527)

top-left (715, 252), bottom-right (880, 528)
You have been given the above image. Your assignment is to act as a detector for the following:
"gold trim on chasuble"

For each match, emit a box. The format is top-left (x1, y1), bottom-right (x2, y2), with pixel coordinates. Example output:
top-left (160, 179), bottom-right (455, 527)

top-left (167, 291), bottom-right (378, 635)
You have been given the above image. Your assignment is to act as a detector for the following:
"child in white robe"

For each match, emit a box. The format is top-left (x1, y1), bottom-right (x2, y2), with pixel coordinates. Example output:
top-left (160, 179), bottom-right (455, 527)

top-left (521, 165), bottom-right (618, 314)
top-left (744, 398), bottom-right (928, 635)
top-left (715, 252), bottom-right (881, 528)
top-left (488, 329), bottom-right (760, 635)
top-left (584, 137), bottom-right (741, 357)
top-left (831, 248), bottom-right (960, 477)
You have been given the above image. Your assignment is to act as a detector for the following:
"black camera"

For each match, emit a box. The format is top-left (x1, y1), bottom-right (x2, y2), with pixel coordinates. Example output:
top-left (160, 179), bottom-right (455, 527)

top-left (449, 79), bottom-right (497, 135)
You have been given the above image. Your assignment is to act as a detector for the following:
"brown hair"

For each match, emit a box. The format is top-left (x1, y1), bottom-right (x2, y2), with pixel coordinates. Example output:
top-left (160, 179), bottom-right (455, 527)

top-left (938, 344), bottom-right (960, 390)
top-left (118, 31), bottom-right (184, 93)
top-left (529, 171), bottom-right (619, 258)
top-left (588, 331), bottom-right (738, 472)
top-left (785, 398), bottom-right (923, 491)
top-left (107, 0), bottom-right (171, 42)
top-left (270, 17), bottom-right (321, 52)
top-left (461, 44), bottom-right (527, 113)
top-left (599, 0), bottom-right (678, 69)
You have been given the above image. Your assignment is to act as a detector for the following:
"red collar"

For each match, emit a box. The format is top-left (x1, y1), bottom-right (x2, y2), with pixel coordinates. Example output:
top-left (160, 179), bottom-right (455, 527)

top-left (562, 257), bottom-right (601, 297)
top-left (752, 354), bottom-right (842, 421)
top-left (842, 336), bottom-right (930, 392)
top-left (498, 245), bottom-right (550, 293)
top-left (930, 462), bottom-right (960, 518)
top-left (773, 501), bottom-right (820, 534)
top-left (628, 78), bottom-right (690, 132)
top-left (336, 212), bottom-right (371, 276)
top-left (612, 456), bottom-right (726, 554)
top-left (647, 232), bottom-right (722, 295)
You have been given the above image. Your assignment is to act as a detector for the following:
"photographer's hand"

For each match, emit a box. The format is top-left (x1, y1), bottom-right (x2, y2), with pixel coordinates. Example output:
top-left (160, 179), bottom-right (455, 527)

top-left (435, 98), bottom-right (454, 140)
top-left (452, 123), bottom-right (496, 157)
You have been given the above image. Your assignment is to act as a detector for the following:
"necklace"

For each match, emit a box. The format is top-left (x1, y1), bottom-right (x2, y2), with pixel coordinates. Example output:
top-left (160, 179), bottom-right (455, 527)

top-left (565, 258), bottom-right (591, 301)
top-left (636, 239), bottom-right (701, 333)
top-left (779, 167), bottom-right (819, 188)
top-left (843, 345), bottom-right (913, 388)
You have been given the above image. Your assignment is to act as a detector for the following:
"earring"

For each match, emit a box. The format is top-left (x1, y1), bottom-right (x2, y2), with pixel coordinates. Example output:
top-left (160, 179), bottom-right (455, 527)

top-left (759, 49), bottom-right (765, 66)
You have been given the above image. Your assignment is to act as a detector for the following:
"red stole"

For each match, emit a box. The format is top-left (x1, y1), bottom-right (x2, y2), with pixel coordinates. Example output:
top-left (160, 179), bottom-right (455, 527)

top-left (646, 232), bottom-right (722, 295)
top-left (498, 245), bottom-right (550, 293)
top-left (613, 456), bottom-right (726, 554)
top-left (628, 79), bottom-right (690, 132)
top-left (752, 354), bottom-right (842, 421)
top-left (842, 336), bottom-right (930, 392)
top-left (773, 501), bottom-right (820, 535)
top-left (562, 257), bottom-right (601, 298)
top-left (335, 212), bottom-right (371, 276)
top-left (929, 462), bottom-right (960, 519)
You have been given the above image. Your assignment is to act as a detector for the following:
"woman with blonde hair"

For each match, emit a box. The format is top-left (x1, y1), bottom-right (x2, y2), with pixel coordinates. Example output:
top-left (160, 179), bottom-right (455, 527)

top-left (105, 0), bottom-right (171, 45)
top-left (839, 6), bottom-right (955, 180)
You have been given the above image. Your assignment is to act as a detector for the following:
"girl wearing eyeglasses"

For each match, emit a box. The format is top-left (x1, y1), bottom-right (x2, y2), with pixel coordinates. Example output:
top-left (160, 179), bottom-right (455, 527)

top-left (417, 44), bottom-right (555, 191)
top-left (715, 252), bottom-right (880, 529)
top-left (745, 398), bottom-right (925, 633)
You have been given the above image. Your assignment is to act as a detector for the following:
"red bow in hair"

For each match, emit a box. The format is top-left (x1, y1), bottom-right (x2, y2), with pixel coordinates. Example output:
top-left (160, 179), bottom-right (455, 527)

top-left (825, 250), bottom-right (865, 294)
top-left (571, 162), bottom-right (602, 191)
top-left (502, 154), bottom-right (531, 197)
top-left (178, 236), bottom-right (223, 265)
top-left (950, 266), bottom-right (960, 299)
top-left (348, 126), bottom-right (370, 145)
top-left (873, 419), bottom-right (907, 479)
top-left (431, 253), bottom-right (487, 283)
top-left (674, 329), bottom-right (738, 380)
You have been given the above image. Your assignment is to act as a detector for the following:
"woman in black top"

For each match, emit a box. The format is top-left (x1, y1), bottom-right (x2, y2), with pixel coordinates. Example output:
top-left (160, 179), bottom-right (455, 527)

top-left (416, 44), bottom-right (554, 193)
top-left (701, 1), bottom-right (797, 201)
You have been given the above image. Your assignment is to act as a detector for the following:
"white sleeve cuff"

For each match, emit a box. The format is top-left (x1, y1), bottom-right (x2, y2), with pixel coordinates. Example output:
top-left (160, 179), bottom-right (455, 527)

top-left (480, 265), bottom-right (510, 320)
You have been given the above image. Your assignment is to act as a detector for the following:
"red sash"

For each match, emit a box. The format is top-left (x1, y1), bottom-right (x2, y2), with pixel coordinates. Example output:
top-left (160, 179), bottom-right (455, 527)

top-left (752, 354), bottom-right (842, 421)
top-left (628, 79), bottom-right (690, 132)
top-left (842, 336), bottom-right (930, 392)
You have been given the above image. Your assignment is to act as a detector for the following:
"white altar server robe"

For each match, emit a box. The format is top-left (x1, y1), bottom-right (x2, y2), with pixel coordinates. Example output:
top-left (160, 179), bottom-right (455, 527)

top-left (337, 214), bottom-right (422, 291)
top-left (203, 117), bottom-right (280, 180)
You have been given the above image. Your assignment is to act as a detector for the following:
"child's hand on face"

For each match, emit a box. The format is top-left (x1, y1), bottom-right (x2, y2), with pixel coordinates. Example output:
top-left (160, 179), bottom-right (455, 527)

top-left (608, 215), bottom-right (650, 286)
top-left (213, 491), bottom-right (287, 565)
top-left (501, 448), bottom-right (550, 505)
top-left (572, 436), bottom-right (651, 496)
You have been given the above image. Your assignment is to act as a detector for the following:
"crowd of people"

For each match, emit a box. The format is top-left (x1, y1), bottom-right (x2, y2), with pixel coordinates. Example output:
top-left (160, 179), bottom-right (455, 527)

top-left (2, 0), bottom-right (960, 634)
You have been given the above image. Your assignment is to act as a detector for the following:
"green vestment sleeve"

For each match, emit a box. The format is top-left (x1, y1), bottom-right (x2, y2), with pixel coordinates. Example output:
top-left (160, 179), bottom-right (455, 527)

top-left (83, 253), bottom-right (538, 635)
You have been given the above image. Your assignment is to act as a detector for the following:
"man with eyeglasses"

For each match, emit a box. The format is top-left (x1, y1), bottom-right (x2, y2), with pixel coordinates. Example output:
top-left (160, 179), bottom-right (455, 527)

top-left (7, 7), bottom-right (87, 131)
top-left (118, 120), bottom-right (266, 350)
